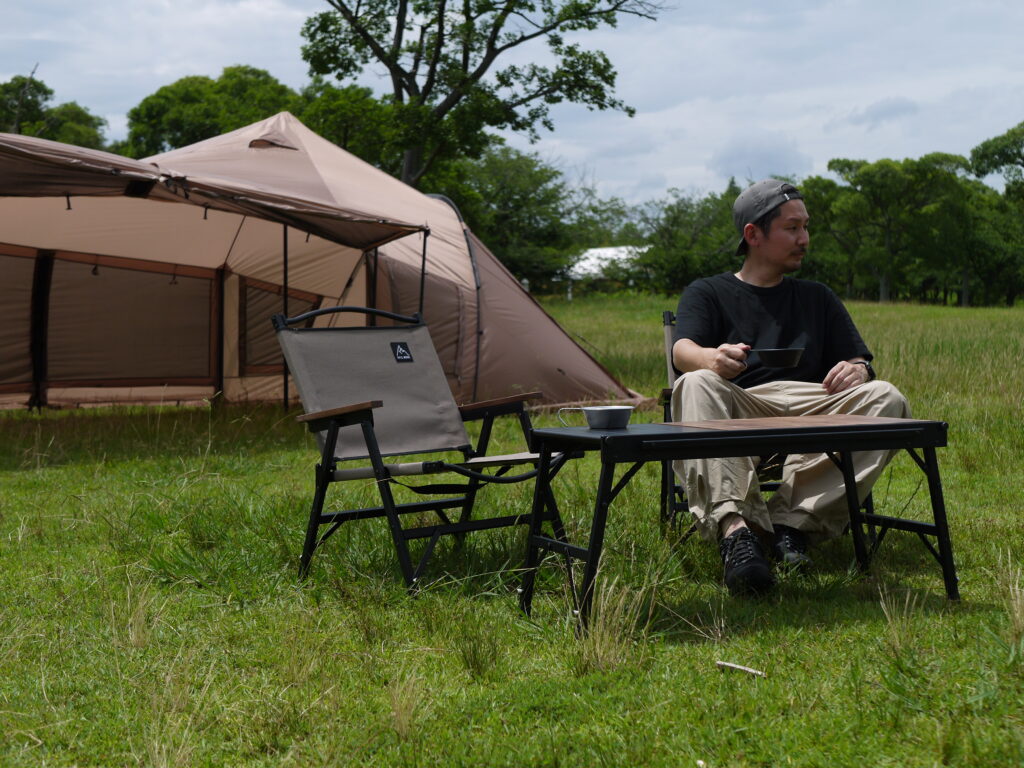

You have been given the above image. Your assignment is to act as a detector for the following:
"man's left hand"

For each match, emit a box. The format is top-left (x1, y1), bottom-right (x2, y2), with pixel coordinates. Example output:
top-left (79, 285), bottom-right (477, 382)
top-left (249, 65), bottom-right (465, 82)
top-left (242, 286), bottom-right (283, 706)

top-left (822, 361), bottom-right (870, 395)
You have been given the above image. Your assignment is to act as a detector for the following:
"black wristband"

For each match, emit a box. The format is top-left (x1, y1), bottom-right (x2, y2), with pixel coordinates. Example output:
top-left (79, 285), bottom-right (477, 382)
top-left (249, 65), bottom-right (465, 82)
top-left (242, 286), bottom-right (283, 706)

top-left (853, 361), bottom-right (876, 381)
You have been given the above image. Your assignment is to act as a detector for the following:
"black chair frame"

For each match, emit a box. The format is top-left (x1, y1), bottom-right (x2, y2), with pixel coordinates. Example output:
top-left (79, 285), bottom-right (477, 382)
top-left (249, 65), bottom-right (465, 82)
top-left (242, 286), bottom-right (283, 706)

top-left (275, 306), bottom-right (573, 587)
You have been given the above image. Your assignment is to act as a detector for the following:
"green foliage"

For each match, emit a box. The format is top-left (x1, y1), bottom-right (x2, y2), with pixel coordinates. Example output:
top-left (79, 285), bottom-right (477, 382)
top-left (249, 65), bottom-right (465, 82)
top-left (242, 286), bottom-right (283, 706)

top-left (34, 101), bottom-right (107, 149)
top-left (970, 120), bottom-right (1024, 198)
top-left (429, 145), bottom-right (575, 286)
top-left (806, 153), bottom-right (1024, 305)
top-left (629, 179), bottom-right (741, 293)
top-left (300, 0), bottom-right (658, 185)
top-left (0, 74), bottom-right (107, 149)
top-left (0, 75), bottom-right (52, 131)
top-left (423, 144), bottom-right (635, 288)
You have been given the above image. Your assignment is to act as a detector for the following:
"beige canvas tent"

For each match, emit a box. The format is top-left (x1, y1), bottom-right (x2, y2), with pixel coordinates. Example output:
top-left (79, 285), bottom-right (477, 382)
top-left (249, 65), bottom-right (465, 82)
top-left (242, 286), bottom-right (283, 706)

top-left (0, 112), bottom-right (639, 409)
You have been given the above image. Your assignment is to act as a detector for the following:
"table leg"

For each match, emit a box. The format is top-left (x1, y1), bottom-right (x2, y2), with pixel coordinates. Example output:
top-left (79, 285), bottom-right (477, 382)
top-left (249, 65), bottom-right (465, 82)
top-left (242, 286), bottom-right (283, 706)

top-left (840, 451), bottom-right (870, 572)
top-left (924, 446), bottom-right (960, 600)
top-left (577, 459), bottom-right (616, 632)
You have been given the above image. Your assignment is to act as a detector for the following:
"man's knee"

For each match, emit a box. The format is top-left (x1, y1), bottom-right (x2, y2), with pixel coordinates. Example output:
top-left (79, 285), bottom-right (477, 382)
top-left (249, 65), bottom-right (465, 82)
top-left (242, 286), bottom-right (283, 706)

top-left (678, 368), bottom-right (730, 396)
top-left (859, 380), bottom-right (911, 418)
top-left (673, 369), bottom-right (734, 420)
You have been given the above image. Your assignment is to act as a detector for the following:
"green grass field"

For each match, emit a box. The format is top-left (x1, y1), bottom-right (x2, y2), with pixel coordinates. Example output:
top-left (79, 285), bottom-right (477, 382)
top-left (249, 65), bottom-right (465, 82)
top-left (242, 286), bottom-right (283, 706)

top-left (1, 295), bottom-right (1022, 767)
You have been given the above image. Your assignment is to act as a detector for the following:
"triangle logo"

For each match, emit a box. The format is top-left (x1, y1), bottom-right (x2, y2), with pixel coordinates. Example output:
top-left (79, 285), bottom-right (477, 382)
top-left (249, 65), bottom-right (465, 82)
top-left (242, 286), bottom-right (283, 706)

top-left (390, 342), bottom-right (414, 363)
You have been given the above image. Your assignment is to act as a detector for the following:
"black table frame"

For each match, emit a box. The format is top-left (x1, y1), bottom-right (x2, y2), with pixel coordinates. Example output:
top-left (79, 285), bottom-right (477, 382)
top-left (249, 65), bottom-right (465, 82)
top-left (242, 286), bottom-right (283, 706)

top-left (519, 418), bottom-right (958, 628)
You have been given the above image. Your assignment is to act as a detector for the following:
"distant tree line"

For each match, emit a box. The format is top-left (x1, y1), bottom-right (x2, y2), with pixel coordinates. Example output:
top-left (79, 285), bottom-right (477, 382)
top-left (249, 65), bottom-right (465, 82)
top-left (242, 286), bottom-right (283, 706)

top-left (631, 148), bottom-right (1024, 306)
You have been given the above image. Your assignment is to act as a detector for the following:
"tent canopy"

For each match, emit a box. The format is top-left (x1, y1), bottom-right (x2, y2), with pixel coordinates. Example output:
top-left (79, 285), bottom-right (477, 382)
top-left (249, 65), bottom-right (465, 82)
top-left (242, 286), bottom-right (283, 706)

top-left (0, 112), bottom-right (639, 409)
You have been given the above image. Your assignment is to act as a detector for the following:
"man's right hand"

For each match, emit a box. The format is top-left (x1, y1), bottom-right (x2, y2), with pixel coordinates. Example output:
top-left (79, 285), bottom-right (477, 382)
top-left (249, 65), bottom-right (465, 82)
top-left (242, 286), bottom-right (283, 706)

top-left (707, 343), bottom-right (750, 379)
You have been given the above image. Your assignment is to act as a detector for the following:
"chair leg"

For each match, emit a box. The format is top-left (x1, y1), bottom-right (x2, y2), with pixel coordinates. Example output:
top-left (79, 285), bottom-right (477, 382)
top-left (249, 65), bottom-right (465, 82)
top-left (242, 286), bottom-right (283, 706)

top-left (298, 464), bottom-right (331, 579)
top-left (299, 424), bottom-right (341, 580)
top-left (360, 422), bottom-right (418, 588)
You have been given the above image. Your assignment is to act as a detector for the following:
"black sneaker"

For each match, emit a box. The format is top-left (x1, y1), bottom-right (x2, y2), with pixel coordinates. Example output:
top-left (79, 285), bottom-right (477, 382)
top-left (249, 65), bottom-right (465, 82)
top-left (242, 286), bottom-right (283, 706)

top-left (719, 528), bottom-right (776, 596)
top-left (772, 524), bottom-right (813, 570)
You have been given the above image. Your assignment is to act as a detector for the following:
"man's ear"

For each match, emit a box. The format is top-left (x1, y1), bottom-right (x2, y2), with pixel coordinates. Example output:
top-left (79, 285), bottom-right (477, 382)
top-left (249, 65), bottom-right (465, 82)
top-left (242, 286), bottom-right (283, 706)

top-left (743, 222), bottom-right (761, 249)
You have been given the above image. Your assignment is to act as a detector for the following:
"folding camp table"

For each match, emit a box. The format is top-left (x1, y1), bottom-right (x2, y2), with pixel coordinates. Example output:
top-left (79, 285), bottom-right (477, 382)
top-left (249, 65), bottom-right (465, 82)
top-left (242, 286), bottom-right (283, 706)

top-left (519, 414), bottom-right (958, 628)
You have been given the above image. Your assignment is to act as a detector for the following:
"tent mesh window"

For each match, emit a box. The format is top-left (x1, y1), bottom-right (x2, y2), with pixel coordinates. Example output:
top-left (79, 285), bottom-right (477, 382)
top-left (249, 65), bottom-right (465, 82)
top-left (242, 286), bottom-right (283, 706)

top-left (0, 250), bottom-right (34, 391)
top-left (48, 257), bottom-right (215, 385)
top-left (240, 278), bottom-right (319, 375)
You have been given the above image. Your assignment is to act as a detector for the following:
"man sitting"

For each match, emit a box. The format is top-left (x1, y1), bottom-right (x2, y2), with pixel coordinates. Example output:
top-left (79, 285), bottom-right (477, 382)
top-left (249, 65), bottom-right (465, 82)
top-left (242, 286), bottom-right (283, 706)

top-left (670, 178), bottom-right (910, 596)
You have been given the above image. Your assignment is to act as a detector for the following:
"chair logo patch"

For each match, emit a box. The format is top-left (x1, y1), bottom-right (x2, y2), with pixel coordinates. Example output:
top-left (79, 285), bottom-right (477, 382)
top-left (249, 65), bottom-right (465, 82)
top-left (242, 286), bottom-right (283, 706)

top-left (390, 341), bottom-right (414, 363)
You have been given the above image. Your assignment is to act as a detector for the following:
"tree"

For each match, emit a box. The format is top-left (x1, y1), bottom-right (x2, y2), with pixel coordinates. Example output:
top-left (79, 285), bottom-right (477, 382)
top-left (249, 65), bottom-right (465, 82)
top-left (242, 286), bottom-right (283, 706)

top-left (0, 75), bottom-right (50, 133)
top-left (425, 144), bottom-right (635, 289)
top-left (797, 175), bottom-right (864, 298)
top-left (36, 102), bottom-right (108, 149)
top-left (119, 66), bottom-right (301, 157)
top-left (0, 73), bottom-right (107, 149)
top-left (300, 0), bottom-right (658, 186)
top-left (634, 180), bottom-right (740, 292)
top-left (970, 121), bottom-right (1024, 201)
top-left (826, 155), bottom-right (969, 301)
top-left (927, 176), bottom-right (1022, 306)
top-left (434, 145), bottom-right (577, 288)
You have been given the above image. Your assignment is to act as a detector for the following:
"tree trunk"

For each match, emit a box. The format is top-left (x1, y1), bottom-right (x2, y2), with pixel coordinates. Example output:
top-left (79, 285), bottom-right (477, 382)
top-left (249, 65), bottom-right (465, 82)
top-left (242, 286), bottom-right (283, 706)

top-left (960, 268), bottom-right (970, 307)
top-left (400, 145), bottom-right (424, 187)
top-left (878, 273), bottom-right (890, 302)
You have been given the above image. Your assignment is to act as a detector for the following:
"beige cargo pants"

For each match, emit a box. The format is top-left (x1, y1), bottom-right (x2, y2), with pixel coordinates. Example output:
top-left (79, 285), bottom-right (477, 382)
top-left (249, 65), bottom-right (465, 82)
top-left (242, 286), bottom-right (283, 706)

top-left (670, 369), bottom-right (911, 542)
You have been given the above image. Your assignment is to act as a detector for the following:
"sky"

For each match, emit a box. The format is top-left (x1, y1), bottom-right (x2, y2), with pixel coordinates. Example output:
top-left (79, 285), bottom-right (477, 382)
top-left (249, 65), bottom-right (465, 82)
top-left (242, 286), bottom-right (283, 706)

top-left (4, 0), bottom-right (1023, 203)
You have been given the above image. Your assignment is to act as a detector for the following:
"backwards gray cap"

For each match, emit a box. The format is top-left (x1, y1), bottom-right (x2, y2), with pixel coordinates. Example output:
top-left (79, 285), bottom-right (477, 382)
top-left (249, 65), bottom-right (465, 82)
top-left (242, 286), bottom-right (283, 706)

top-left (733, 178), bottom-right (803, 255)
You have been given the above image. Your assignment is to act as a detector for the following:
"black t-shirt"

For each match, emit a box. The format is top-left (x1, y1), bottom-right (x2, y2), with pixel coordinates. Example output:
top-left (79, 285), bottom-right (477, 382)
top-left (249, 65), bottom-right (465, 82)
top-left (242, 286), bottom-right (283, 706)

top-left (673, 273), bottom-right (871, 388)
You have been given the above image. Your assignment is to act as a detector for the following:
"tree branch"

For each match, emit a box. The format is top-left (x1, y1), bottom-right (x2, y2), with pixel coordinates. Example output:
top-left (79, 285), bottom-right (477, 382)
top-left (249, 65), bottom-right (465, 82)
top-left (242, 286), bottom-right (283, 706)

top-left (461, 0), bottom-right (472, 74)
top-left (410, 24), bottom-right (427, 87)
top-left (325, 0), bottom-right (413, 100)
top-left (422, 0), bottom-right (447, 101)
top-left (392, 0), bottom-right (408, 61)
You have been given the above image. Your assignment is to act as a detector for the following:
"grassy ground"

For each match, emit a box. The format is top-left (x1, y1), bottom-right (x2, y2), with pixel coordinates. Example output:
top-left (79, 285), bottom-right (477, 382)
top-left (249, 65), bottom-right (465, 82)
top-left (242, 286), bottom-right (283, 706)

top-left (1, 294), bottom-right (1022, 766)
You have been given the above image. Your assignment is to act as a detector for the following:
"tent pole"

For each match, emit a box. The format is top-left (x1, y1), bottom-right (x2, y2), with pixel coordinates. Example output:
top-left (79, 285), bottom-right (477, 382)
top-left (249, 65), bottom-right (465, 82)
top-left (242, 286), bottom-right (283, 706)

top-left (462, 233), bottom-right (484, 404)
top-left (214, 267), bottom-right (225, 409)
top-left (28, 250), bottom-right (55, 410)
top-left (282, 224), bottom-right (289, 411)
top-left (368, 248), bottom-right (378, 326)
top-left (417, 229), bottom-right (430, 318)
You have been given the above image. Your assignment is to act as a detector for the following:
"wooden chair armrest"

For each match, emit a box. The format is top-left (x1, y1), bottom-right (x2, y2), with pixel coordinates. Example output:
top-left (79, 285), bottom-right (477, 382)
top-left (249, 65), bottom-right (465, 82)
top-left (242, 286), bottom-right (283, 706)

top-left (458, 391), bottom-right (542, 420)
top-left (297, 400), bottom-right (382, 432)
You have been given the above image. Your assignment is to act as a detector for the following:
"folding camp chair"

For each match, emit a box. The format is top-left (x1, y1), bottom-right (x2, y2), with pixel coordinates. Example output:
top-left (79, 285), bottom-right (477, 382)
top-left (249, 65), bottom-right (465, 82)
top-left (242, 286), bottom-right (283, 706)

top-left (273, 305), bottom-right (572, 585)
top-left (659, 309), bottom-right (872, 535)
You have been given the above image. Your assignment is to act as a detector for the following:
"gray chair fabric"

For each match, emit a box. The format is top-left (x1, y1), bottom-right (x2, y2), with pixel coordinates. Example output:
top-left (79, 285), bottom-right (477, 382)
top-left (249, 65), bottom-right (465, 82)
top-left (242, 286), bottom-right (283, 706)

top-left (278, 322), bottom-right (470, 460)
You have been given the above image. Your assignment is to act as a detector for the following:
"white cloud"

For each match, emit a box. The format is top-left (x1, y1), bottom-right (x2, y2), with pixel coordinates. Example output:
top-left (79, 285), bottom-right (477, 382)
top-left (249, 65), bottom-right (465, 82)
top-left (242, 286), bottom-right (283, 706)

top-left (2, 0), bottom-right (319, 136)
